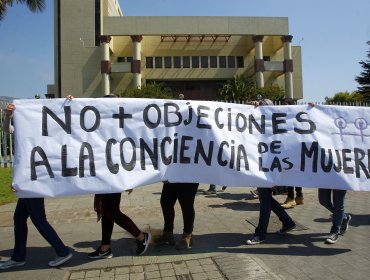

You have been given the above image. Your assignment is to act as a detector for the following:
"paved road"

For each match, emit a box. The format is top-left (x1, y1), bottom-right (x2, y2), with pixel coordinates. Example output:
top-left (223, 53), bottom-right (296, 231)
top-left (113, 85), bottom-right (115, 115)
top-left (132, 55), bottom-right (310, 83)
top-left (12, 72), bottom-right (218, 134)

top-left (0, 183), bottom-right (369, 279)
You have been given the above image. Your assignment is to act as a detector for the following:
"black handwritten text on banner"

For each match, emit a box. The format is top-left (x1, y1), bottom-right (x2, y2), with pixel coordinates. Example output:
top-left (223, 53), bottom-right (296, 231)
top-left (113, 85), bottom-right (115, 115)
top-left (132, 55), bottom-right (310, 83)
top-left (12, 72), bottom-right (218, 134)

top-left (12, 98), bottom-right (370, 197)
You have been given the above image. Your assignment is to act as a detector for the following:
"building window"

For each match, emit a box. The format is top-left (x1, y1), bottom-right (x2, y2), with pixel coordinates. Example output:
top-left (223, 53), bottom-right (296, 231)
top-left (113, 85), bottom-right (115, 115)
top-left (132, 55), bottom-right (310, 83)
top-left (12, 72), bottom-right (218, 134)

top-left (183, 56), bottom-right (190, 68)
top-left (164, 56), bottom-right (172, 68)
top-left (174, 56), bottom-right (181, 68)
top-left (146, 57), bottom-right (153, 68)
top-left (219, 56), bottom-right (226, 68)
top-left (117, 57), bottom-right (125, 62)
top-left (263, 56), bottom-right (271, 61)
top-left (201, 56), bottom-right (208, 68)
top-left (192, 56), bottom-right (199, 68)
top-left (127, 57), bottom-right (133, 63)
top-left (210, 56), bottom-right (217, 68)
top-left (227, 56), bottom-right (235, 68)
top-left (236, 56), bottom-right (244, 68)
top-left (155, 56), bottom-right (162, 68)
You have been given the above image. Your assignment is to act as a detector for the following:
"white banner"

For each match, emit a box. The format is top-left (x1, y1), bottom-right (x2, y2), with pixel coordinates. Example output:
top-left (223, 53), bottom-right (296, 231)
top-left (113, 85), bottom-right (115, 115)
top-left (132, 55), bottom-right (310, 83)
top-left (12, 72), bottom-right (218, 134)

top-left (11, 98), bottom-right (370, 197)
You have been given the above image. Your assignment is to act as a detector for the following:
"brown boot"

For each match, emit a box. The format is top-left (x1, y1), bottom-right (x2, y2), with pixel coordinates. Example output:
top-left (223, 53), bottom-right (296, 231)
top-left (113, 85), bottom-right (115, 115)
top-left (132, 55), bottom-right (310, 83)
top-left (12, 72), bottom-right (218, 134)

top-left (281, 198), bottom-right (296, 209)
top-left (175, 233), bottom-right (193, 250)
top-left (295, 197), bottom-right (304, 205)
top-left (154, 231), bottom-right (175, 245)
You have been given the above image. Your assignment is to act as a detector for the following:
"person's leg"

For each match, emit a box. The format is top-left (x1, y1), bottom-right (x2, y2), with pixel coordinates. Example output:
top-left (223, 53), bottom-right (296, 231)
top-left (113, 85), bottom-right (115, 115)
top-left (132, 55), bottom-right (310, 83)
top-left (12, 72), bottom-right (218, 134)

top-left (287, 187), bottom-right (294, 200)
top-left (295, 187), bottom-right (303, 198)
top-left (27, 198), bottom-right (70, 257)
top-left (294, 187), bottom-right (304, 205)
top-left (177, 183), bottom-right (199, 234)
top-left (160, 183), bottom-right (178, 232)
top-left (318, 188), bottom-right (333, 213)
top-left (281, 187), bottom-right (296, 209)
top-left (254, 188), bottom-right (272, 239)
top-left (11, 199), bottom-right (29, 262)
top-left (176, 183), bottom-right (199, 249)
top-left (101, 216), bottom-right (115, 247)
top-left (331, 190), bottom-right (347, 234)
top-left (105, 193), bottom-right (142, 238)
top-left (271, 196), bottom-right (296, 232)
top-left (246, 188), bottom-right (272, 245)
top-left (204, 184), bottom-right (216, 194)
top-left (155, 183), bottom-right (178, 245)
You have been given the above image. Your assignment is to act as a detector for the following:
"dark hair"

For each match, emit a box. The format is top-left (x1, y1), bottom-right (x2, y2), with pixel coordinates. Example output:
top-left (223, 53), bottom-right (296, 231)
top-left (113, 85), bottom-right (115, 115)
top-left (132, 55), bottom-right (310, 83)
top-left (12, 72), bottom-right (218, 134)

top-left (282, 97), bottom-right (294, 105)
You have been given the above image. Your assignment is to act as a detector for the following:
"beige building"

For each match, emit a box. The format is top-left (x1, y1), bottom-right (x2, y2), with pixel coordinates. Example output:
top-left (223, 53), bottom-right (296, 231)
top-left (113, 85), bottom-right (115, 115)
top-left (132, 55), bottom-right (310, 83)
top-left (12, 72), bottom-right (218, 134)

top-left (48, 0), bottom-right (303, 100)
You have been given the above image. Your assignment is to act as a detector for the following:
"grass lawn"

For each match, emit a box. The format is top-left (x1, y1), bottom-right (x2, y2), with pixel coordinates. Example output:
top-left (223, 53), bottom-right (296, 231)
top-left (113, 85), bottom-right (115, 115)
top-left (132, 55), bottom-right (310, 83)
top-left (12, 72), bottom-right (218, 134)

top-left (0, 168), bottom-right (17, 205)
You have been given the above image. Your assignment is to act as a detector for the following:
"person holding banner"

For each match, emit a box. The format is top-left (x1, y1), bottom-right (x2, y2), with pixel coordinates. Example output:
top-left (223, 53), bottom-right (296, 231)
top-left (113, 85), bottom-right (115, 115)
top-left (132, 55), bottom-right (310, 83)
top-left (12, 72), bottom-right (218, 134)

top-left (0, 102), bottom-right (73, 270)
top-left (279, 97), bottom-right (305, 209)
top-left (318, 188), bottom-right (351, 244)
top-left (88, 191), bottom-right (151, 258)
top-left (246, 97), bottom-right (296, 245)
top-left (84, 93), bottom-right (151, 258)
top-left (155, 182), bottom-right (199, 250)
top-left (246, 187), bottom-right (297, 245)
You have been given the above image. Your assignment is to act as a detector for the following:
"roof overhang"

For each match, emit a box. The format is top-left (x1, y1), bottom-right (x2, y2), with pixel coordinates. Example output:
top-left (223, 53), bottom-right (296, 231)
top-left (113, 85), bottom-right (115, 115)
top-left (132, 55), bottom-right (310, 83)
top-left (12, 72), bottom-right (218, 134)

top-left (103, 16), bottom-right (289, 36)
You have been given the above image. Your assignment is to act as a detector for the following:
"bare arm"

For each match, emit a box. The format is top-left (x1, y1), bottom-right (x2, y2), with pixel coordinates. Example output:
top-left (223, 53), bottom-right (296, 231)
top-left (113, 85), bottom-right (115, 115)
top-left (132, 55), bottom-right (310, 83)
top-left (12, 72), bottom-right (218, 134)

top-left (3, 103), bottom-right (15, 134)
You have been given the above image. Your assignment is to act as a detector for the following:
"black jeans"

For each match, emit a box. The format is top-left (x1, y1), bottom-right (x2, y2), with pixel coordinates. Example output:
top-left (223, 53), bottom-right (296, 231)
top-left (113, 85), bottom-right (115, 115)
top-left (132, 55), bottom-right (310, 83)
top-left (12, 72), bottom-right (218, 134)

top-left (287, 187), bottom-right (303, 199)
top-left (100, 193), bottom-right (141, 245)
top-left (160, 182), bottom-right (199, 234)
top-left (255, 188), bottom-right (295, 239)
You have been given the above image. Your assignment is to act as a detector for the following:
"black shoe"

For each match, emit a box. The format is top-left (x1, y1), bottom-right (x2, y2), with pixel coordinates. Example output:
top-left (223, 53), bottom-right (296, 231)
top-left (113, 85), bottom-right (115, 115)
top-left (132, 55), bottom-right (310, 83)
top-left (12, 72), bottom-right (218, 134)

top-left (87, 247), bottom-right (113, 259)
top-left (340, 214), bottom-right (351, 235)
top-left (203, 189), bottom-right (216, 195)
top-left (277, 223), bottom-right (296, 235)
top-left (246, 235), bottom-right (266, 245)
top-left (136, 232), bottom-right (151, 256)
top-left (325, 233), bottom-right (339, 244)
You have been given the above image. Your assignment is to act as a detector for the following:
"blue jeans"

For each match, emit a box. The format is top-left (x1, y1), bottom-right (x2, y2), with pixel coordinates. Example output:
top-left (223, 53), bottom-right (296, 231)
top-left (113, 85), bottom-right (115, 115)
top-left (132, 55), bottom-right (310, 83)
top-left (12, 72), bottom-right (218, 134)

top-left (209, 184), bottom-right (216, 191)
top-left (12, 198), bottom-right (70, 262)
top-left (318, 189), bottom-right (347, 234)
top-left (255, 188), bottom-right (295, 239)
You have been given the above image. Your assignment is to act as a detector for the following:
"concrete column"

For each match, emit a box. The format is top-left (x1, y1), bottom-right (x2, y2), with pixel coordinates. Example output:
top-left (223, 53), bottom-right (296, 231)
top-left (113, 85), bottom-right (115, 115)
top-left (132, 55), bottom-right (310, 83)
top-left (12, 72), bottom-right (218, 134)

top-left (131, 35), bottom-right (143, 89)
top-left (252, 35), bottom-right (265, 88)
top-left (281, 35), bottom-right (294, 99)
top-left (100, 35), bottom-right (111, 96)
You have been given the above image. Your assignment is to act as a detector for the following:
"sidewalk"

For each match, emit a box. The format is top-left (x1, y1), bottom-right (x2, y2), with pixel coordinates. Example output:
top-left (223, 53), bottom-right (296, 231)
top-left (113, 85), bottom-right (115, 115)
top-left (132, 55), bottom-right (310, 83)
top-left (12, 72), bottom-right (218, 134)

top-left (0, 183), bottom-right (369, 280)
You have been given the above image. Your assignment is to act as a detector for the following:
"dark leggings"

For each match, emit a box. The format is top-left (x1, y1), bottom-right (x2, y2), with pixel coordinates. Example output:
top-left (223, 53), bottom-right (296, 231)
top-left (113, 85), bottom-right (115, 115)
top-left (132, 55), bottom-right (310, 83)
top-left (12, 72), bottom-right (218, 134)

top-left (160, 182), bottom-right (199, 234)
top-left (101, 193), bottom-right (141, 245)
top-left (287, 187), bottom-right (303, 199)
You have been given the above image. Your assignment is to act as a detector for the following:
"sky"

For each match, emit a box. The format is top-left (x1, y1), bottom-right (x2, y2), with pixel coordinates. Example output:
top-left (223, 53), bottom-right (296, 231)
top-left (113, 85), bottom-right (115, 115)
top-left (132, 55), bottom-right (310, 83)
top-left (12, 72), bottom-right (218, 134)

top-left (0, 0), bottom-right (369, 102)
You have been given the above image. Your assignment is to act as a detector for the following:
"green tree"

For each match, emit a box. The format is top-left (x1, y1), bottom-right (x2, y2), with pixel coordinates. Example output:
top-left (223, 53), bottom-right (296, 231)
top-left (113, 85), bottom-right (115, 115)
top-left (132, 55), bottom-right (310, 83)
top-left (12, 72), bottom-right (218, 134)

top-left (218, 75), bottom-right (256, 102)
top-left (219, 75), bottom-right (286, 102)
top-left (0, 0), bottom-right (45, 21)
top-left (325, 91), bottom-right (365, 103)
top-left (355, 41), bottom-right (370, 101)
top-left (117, 82), bottom-right (173, 99)
top-left (255, 86), bottom-right (286, 102)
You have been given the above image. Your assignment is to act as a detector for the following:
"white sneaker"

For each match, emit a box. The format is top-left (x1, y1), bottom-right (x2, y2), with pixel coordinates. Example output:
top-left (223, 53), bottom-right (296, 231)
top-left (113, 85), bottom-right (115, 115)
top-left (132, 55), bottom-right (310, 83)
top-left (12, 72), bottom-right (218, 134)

top-left (48, 252), bottom-right (73, 267)
top-left (0, 259), bottom-right (26, 270)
